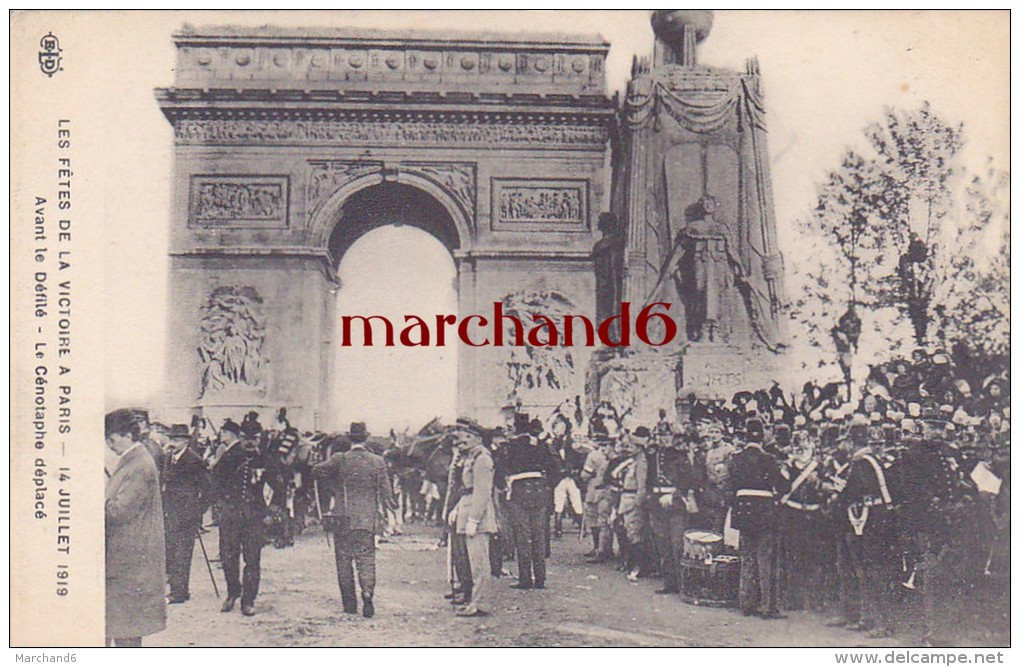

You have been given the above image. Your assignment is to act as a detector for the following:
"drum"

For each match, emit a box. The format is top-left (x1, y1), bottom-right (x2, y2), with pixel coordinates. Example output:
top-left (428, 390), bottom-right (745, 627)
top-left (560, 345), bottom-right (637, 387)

top-left (680, 529), bottom-right (739, 607)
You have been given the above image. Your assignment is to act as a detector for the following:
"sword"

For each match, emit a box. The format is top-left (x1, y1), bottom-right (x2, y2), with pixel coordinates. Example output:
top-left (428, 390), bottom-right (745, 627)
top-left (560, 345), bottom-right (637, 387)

top-left (196, 530), bottom-right (220, 598)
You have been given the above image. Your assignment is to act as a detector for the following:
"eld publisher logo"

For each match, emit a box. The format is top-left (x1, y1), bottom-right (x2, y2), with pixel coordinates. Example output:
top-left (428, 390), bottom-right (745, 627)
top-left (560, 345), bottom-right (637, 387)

top-left (38, 32), bottom-right (62, 77)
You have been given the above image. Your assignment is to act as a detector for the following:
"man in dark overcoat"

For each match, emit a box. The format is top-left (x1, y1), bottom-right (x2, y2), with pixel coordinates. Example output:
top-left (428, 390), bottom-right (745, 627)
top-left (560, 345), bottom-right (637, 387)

top-left (161, 423), bottom-right (213, 604)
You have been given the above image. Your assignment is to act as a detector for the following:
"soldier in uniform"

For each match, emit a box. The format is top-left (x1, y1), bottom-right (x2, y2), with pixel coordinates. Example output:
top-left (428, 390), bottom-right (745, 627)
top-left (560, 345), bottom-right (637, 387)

top-left (161, 424), bottom-right (212, 604)
top-left (698, 420), bottom-right (735, 532)
top-left (210, 418), bottom-right (269, 616)
top-left (443, 442), bottom-right (473, 606)
top-left (586, 434), bottom-right (621, 564)
top-left (503, 413), bottom-right (556, 589)
top-left (777, 426), bottom-right (825, 611)
top-left (580, 429), bottom-right (611, 557)
top-left (646, 429), bottom-right (701, 594)
top-left (312, 422), bottom-right (397, 618)
top-left (452, 418), bottom-right (497, 617)
top-left (838, 422), bottom-right (898, 638)
top-left (621, 427), bottom-right (652, 581)
top-left (729, 417), bottom-right (788, 619)
top-left (897, 412), bottom-right (963, 644)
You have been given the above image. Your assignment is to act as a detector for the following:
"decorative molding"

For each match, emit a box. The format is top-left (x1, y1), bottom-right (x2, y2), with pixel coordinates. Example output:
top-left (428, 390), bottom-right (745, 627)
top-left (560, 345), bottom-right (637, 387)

top-left (402, 161), bottom-right (476, 220)
top-left (189, 175), bottom-right (289, 228)
top-left (173, 40), bottom-right (607, 95)
top-left (172, 118), bottom-right (609, 150)
top-left (307, 160), bottom-right (384, 212)
top-left (491, 178), bottom-right (588, 231)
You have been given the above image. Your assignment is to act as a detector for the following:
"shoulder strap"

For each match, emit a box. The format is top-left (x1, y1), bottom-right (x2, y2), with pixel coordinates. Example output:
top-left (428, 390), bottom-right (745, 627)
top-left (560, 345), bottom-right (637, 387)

top-left (861, 454), bottom-right (892, 504)
top-left (780, 460), bottom-right (818, 504)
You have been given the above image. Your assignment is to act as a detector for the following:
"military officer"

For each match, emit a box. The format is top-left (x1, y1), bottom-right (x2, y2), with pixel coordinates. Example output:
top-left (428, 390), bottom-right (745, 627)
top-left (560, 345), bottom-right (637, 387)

top-left (312, 422), bottom-right (397, 618)
top-left (837, 421), bottom-right (898, 638)
top-left (621, 427), bottom-right (651, 581)
top-left (502, 413), bottom-right (556, 590)
top-left (647, 429), bottom-right (701, 594)
top-left (580, 428), bottom-right (611, 557)
top-left (729, 417), bottom-right (788, 619)
top-left (777, 428), bottom-right (825, 611)
top-left (452, 418), bottom-right (497, 617)
top-left (586, 433), bottom-right (621, 564)
top-left (210, 418), bottom-right (269, 616)
top-left (698, 420), bottom-right (736, 532)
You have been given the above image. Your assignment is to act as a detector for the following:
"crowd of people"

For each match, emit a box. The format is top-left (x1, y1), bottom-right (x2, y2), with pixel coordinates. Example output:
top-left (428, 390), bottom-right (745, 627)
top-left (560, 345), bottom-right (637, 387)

top-left (104, 348), bottom-right (1009, 644)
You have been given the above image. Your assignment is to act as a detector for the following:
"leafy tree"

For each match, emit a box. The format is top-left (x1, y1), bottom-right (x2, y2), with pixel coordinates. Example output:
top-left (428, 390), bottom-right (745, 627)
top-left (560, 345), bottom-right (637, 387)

top-left (790, 102), bottom-right (1008, 385)
top-left (934, 163), bottom-right (1010, 356)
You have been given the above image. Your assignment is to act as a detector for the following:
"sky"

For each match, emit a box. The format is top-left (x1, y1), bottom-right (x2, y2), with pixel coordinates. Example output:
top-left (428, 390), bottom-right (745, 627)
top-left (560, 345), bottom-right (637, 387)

top-left (80, 10), bottom-right (1009, 428)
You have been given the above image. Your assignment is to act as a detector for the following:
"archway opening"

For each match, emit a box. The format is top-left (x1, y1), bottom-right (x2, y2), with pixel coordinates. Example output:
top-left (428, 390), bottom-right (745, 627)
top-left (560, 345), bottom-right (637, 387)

top-left (329, 184), bottom-right (460, 436)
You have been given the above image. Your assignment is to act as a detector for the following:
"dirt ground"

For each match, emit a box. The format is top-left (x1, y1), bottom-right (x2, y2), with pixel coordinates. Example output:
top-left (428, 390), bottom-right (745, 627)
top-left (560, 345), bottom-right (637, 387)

top-left (148, 523), bottom-right (1008, 648)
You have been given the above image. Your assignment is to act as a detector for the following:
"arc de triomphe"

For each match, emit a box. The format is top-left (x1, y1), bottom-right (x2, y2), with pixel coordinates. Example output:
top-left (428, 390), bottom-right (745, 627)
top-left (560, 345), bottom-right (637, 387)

top-left (156, 27), bottom-right (615, 428)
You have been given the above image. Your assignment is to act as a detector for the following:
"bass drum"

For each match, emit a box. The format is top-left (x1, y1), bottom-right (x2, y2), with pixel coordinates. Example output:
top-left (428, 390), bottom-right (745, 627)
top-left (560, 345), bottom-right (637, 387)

top-left (680, 529), bottom-right (739, 607)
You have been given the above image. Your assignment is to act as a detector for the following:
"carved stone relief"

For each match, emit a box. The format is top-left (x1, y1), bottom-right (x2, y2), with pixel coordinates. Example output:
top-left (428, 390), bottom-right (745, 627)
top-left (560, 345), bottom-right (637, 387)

top-left (198, 286), bottom-right (267, 398)
top-left (190, 175), bottom-right (289, 228)
top-left (175, 118), bottom-right (609, 149)
top-left (492, 178), bottom-right (588, 230)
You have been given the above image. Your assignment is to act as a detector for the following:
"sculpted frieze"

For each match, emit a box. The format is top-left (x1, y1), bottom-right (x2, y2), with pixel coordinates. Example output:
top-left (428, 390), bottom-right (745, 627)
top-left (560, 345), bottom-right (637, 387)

top-left (492, 178), bottom-right (588, 230)
top-left (190, 175), bottom-right (289, 228)
top-left (174, 118), bottom-right (609, 149)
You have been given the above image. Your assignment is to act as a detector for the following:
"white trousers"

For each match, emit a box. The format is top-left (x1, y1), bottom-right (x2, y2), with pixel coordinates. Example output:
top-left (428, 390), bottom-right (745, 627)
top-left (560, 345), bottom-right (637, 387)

top-left (553, 477), bottom-right (584, 514)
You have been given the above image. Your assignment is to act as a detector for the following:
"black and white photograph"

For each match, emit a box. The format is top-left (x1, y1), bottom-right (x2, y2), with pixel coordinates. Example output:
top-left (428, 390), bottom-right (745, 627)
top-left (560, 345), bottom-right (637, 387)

top-left (9, 9), bottom-right (1010, 655)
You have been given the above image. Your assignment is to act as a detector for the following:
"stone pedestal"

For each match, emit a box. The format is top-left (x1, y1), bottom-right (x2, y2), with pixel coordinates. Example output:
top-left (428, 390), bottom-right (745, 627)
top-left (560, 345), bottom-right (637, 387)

top-left (585, 347), bottom-right (683, 428)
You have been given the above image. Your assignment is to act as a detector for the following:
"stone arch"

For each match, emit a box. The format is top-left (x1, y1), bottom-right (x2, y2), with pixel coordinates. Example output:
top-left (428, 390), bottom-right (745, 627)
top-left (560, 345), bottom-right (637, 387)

top-left (308, 169), bottom-right (474, 261)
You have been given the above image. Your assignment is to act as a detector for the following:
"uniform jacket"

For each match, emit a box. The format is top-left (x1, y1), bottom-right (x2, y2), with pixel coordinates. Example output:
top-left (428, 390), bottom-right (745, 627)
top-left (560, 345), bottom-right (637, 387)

top-left (728, 442), bottom-right (787, 533)
top-left (646, 445), bottom-right (702, 511)
top-left (502, 434), bottom-right (556, 478)
top-left (455, 446), bottom-right (498, 534)
top-left (106, 444), bottom-right (167, 638)
top-left (211, 440), bottom-right (269, 517)
top-left (581, 447), bottom-right (608, 502)
top-left (838, 446), bottom-right (896, 537)
top-left (313, 445), bottom-right (396, 534)
top-left (162, 446), bottom-right (212, 532)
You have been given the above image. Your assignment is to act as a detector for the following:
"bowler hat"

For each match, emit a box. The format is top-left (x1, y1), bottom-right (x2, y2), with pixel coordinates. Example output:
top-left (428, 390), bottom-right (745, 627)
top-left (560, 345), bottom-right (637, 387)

top-left (349, 422), bottom-right (369, 442)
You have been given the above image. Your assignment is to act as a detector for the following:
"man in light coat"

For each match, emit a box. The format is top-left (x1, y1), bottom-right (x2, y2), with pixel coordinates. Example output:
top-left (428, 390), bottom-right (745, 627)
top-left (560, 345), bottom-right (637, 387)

top-left (452, 418), bottom-right (497, 617)
top-left (105, 408), bottom-right (167, 647)
top-left (313, 422), bottom-right (396, 618)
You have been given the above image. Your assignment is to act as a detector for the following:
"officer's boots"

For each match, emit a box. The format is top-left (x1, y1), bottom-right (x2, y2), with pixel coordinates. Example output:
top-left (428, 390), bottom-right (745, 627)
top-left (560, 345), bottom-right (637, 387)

top-left (554, 513), bottom-right (564, 539)
top-left (584, 528), bottom-right (600, 557)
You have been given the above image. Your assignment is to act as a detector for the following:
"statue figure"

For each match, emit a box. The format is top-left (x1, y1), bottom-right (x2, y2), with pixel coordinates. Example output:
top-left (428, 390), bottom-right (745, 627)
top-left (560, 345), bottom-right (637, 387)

top-left (646, 195), bottom-right (746, 345)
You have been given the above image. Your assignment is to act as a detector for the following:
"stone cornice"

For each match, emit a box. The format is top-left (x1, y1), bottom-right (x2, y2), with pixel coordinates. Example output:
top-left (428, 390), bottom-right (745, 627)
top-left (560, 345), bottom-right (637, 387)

top-left (174, 26), bottom-right (610, 52)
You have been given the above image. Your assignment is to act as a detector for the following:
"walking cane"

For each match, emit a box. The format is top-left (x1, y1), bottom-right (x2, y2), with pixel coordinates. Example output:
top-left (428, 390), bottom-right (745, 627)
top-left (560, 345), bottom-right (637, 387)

top-left (196, 530), bottom-right (220, 598)
top-left (313, 478), bottom-right (332, 550)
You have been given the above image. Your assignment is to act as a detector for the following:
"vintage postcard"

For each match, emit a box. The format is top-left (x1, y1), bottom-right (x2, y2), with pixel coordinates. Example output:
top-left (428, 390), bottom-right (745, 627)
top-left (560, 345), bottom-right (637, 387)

top-left (9, 10), bottom-right (1010, 652)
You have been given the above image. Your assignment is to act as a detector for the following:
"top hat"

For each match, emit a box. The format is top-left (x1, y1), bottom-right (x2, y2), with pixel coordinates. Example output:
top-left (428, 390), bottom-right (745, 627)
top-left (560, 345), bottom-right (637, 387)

top-left (349, 422), bottom-right (369, 442)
